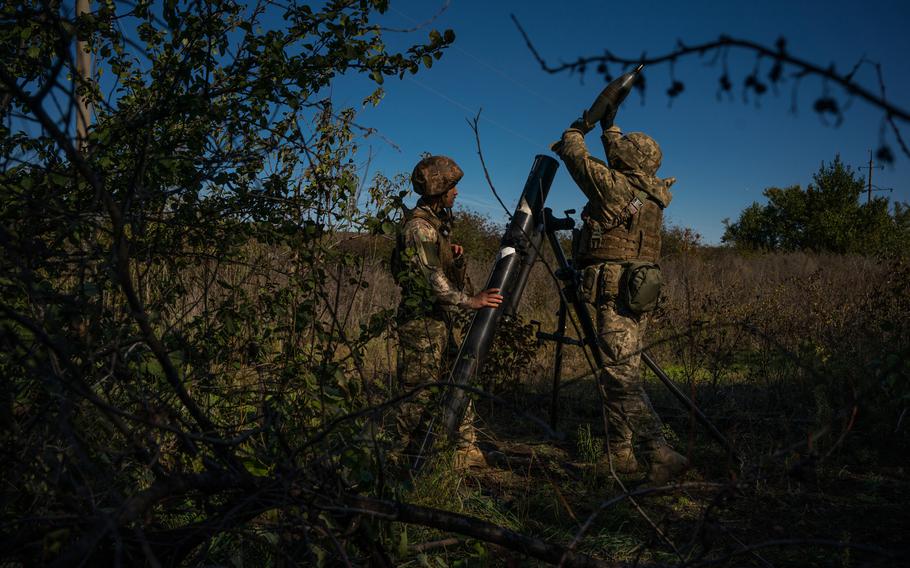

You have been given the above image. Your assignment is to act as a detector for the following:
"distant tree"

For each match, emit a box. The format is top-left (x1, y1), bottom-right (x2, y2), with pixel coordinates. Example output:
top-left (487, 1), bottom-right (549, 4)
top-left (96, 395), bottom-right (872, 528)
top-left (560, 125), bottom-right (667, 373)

top-left (722, 156), bottom-right (909, 254)
top-left (661, 222), bottom-right (704, 256)
top-left (452, 208), bottom-right (502, 263)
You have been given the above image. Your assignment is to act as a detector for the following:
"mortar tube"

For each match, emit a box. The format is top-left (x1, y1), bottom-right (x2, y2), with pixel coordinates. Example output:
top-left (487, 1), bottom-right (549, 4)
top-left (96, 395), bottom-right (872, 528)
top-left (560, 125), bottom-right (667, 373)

top-left (440, 155), bottom-right (559, 440)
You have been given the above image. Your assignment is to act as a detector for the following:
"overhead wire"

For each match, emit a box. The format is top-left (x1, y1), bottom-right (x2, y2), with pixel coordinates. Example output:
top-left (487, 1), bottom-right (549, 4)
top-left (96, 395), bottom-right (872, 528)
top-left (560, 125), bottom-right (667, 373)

top-left (404, 75), bottom-right (550, 153)
top-left (388, 4), bottom-right (560, 108)
top-left (387, 4), bottom-right (556, 153)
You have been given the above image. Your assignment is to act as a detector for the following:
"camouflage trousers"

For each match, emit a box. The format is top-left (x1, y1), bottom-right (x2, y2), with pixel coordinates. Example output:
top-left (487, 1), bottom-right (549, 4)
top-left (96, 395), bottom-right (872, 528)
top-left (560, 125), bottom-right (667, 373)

top-left (594, 299), bottom-right (667, 453)
top-left (395, 316), bottom-right (477, 462)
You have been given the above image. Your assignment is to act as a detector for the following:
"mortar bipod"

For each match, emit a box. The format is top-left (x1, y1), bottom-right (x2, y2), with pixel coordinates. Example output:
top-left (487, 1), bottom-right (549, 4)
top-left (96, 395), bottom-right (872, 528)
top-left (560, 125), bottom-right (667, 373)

top-left (537, 207), bottom-right (742, 466)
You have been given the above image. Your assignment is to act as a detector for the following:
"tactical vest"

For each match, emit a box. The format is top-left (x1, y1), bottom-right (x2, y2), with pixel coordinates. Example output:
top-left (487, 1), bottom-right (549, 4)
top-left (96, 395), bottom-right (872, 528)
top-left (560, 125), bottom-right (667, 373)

top-left (577, 189), bottom-right (665, 265)
top-left (391, 205), bottom-right (465, 319)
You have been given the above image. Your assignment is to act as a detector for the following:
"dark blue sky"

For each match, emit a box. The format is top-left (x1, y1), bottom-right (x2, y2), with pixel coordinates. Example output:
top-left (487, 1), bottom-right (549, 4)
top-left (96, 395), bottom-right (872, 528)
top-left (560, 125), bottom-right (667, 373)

top-left (335, 0), bottom-right (910, 243)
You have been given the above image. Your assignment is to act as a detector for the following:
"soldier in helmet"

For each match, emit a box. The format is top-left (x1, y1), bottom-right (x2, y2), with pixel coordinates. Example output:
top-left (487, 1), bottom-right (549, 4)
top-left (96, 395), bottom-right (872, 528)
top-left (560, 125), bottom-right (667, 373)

top-left (392, 155), bottom-right (503, 469)
top-left (552, 93), bottom-right (689, 484)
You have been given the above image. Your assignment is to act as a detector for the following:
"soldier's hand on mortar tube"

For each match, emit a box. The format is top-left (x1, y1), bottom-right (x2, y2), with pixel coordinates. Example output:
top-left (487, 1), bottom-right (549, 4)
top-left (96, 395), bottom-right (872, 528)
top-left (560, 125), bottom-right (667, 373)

top-left (569, 115), bottom-right (595, 134)
top-left (469, 288), bottom-right (504, 309)
top-left (451, 244), bottom-right (464, 257)
top-left (599, 103), bottom-right (617, 130)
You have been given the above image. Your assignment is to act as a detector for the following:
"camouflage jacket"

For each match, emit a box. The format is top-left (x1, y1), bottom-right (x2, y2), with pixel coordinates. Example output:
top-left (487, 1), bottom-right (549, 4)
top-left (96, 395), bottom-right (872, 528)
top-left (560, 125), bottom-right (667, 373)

top-left (393, 203), bottom-right (472, 320)
top-left (554, 126), bottom-right (675, 264)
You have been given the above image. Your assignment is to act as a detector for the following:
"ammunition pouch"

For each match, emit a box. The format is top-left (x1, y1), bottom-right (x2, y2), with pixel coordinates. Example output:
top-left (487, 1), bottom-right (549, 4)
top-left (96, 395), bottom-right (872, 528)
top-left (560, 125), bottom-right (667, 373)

top-left (579, 262), bottom-right (624, 305)
top-left (619, 261), bottom-right (662, 315)
top-left (580, 265), bottom-right (599, 304)
top-left (451, 254), bottom-right (468, 292)
top-left (601, 263), bottom-right (624, 299)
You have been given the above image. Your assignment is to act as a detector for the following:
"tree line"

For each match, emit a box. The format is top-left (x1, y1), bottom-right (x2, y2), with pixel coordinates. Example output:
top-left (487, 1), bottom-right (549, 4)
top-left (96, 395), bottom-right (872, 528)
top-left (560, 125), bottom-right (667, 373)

top-left (722, 157), bottom-right (909, 255)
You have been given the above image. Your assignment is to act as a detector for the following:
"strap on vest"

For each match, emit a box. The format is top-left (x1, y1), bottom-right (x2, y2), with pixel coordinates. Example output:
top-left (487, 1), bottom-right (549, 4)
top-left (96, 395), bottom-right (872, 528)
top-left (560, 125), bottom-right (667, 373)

top-left (585, 189), bottom-right (650, 250)
top-left (407, 205), bottom-right (451, 238)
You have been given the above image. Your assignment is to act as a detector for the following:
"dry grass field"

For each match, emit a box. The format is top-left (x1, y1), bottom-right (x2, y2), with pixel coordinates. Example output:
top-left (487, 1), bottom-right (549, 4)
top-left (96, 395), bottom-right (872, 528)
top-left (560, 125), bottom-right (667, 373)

top-left (322, 222), bottom-right (909, 566)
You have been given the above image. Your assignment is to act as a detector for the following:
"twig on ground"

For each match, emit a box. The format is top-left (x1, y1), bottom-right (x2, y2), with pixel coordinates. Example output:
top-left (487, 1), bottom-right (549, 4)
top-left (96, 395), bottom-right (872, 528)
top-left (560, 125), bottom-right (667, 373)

top-left (411, 537), bottom-right (459, 553)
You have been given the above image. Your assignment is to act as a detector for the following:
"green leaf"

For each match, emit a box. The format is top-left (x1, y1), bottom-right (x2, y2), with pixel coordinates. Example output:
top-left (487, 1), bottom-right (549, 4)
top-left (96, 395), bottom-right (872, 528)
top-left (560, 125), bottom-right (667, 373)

top-left (397, 527), bottom-right (408, 557)
top-left (243, 458), bottom-right (269, 476)
top-left (142, 357), bottom-right (165, 379)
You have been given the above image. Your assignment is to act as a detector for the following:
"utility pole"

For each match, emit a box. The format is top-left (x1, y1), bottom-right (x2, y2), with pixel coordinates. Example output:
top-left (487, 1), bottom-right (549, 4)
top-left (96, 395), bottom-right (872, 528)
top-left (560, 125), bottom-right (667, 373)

top-left (867, 149), bottom-right (874, 204)
top-left (75, 0), bottom-right (92, 150)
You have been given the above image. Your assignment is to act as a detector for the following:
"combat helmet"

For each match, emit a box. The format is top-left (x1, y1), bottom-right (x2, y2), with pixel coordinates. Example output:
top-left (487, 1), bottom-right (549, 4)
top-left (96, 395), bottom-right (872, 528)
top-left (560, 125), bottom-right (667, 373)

top-left (604, 132), bottom-right (662, 175)
top-left (411, 155), bottom-right (464, 196)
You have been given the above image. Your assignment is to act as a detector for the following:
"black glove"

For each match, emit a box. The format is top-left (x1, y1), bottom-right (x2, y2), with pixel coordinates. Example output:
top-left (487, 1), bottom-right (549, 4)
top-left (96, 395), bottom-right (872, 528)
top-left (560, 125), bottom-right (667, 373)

top-left (600, 103), bottom-right (618, 130)
top-left (571, 94), bottom-right (618, 134)
top-left (570, 114), bottom-right (595, 134)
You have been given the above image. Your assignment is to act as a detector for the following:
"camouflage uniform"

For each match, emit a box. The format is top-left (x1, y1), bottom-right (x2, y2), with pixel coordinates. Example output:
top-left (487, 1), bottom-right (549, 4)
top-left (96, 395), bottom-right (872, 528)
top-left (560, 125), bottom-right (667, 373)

top-left (393, 200), bottom-right (477, 460)
top-left (554, 125), bottom-right (685, 478)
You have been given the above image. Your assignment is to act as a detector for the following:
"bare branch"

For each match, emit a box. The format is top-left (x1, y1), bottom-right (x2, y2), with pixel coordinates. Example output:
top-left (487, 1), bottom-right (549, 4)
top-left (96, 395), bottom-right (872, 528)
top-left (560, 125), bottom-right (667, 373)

top-left (511, 14), bottom-right (910, 160)
top-left (383, 0), bottom-right (451, 33)
top-left (338, 495), bottom-right (627, 568)
top-left (466, 108), bottom-right (512, 217)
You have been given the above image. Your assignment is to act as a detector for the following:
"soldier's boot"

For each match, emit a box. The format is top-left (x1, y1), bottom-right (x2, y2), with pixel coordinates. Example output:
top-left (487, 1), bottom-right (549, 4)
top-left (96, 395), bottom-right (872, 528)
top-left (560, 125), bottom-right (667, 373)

top-left (646, 444), bottom-right (689, 485)
top-left (601, 441), bottom-right (639, 474)
top-left (453, 410), bottom-right (486, 470)
top-left (454, 444), bottom-right (487, 469)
